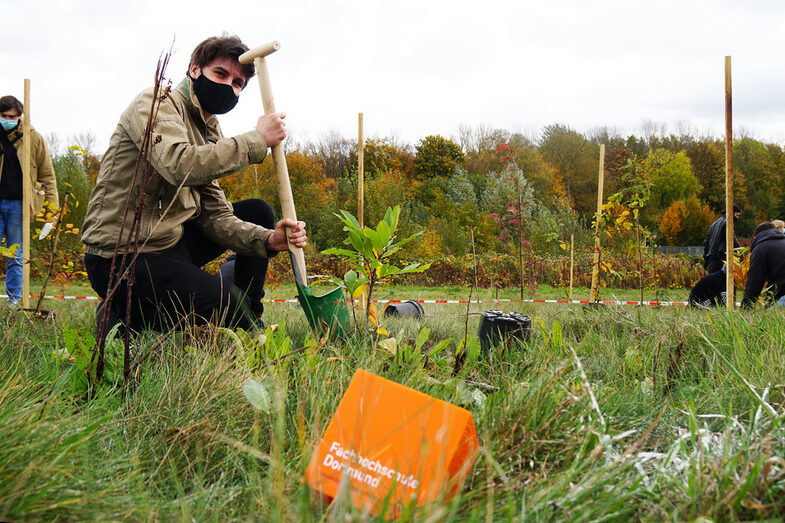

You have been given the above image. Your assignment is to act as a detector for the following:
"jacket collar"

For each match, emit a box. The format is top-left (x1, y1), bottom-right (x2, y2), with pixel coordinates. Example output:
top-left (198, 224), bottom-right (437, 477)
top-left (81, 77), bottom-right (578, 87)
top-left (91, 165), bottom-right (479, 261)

top-left (175, 77), bottom-right (222, 141)
top-left (176, 77), bottom-right (207, 121)
top-left (5, 122), bottom-right (25, 144)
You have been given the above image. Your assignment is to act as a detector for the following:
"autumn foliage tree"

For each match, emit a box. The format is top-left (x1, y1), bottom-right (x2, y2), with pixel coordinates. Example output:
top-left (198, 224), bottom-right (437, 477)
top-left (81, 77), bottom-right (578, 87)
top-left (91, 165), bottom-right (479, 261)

top-left (362, 138), bottom-right (415, 179)
top-left (538, 124), bottom-right (598, 218)
top-left (659, 196), bottom-right (716, 245)
top-left (413, 135), bottom-right (465, 180)
top-left (686, 140), bottom-right (727, 212)
top-left (41, 121), bottom-right (785, 280)
top-left (642, 148), bottom-right (701, 227)
top-left (734, 138), bottom-right (782, 225)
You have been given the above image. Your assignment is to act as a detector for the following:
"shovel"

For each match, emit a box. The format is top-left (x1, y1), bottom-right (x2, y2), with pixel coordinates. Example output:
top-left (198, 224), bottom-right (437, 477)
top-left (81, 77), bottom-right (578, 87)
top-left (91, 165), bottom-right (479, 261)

top-left (239, 42), bottom-right (351, 338)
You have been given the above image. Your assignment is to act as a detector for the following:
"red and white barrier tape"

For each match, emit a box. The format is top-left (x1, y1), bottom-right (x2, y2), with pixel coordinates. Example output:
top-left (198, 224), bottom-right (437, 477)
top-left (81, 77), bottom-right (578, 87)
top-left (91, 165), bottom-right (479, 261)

top-left (3, 294), bottom-right (691, 307)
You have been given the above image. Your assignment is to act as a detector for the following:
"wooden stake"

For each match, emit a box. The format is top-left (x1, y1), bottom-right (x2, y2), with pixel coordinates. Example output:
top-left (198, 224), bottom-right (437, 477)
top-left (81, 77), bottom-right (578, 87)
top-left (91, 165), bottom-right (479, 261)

top-left (590, 144), bottom-right (605, 303)
top-left (569, 233), bottom-right (574, 301)
top-left (358, 113), bottom-right (366, 310)
top-left (724, 56), bottom-right (735, 309)
top-left (358, 113), bottom-right (364, 228)
top-left (21, 79), bottom-right (32, 309)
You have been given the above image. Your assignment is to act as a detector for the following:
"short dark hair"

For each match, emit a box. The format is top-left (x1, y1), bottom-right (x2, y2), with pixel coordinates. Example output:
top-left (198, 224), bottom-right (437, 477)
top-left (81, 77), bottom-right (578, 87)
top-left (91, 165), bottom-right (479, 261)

top-left (0, 95), bottom-right (23, 115)
top-left (753, 222), bottom-right (775, 237)
top-left (190, 34), bottom-right (255, 81)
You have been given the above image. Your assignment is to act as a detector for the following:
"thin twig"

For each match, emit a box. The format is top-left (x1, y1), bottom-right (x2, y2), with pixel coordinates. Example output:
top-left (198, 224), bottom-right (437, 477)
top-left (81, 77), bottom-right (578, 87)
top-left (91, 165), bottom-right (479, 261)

top-left (95, 46), bottom-right (173, 382)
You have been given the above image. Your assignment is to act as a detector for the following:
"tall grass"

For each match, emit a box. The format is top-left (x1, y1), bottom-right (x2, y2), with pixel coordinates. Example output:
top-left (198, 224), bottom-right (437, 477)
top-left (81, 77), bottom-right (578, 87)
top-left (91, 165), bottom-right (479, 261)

top-left (0, 299), bottom-right (783, 520)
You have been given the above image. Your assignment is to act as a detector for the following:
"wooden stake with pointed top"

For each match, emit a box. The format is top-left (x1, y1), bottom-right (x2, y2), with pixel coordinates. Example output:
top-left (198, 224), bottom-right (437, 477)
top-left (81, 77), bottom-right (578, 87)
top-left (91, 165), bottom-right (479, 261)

top-left (358, 113), bottom-right (364, 228)
top-left (21, 79), bottom-right (32, 309)
top-left (724, 56), bottom-right (735, 309)
top-left (590, 144), bottom-right (605, 303)
top-left (569, 233), bottom-right (574, 301)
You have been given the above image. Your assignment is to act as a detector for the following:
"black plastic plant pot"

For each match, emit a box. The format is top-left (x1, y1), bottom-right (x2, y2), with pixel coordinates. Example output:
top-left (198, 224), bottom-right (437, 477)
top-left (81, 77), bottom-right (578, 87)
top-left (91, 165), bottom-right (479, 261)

top-left (383, 300), bottom-right (425, 319)
top-left (477, 310), bottom-right (532, 354)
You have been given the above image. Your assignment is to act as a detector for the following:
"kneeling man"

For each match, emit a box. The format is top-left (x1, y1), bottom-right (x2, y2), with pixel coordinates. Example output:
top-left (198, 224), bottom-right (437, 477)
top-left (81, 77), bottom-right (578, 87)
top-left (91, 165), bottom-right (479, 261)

top-left (82, 34), bottom-right (304, 331)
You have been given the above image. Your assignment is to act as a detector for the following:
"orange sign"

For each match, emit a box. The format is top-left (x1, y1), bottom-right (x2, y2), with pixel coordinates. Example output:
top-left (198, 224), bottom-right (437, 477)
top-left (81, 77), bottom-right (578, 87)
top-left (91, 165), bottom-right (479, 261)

top-left (305, 368), bottom-right (479, 514)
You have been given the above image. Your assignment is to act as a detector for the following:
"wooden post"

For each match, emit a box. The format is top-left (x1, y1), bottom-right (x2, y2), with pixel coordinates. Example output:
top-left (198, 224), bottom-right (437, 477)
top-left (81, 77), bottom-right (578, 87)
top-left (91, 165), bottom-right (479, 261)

top-left (358, 113), bottom-right (364, 228)
top-left (21, 79), bottom-right (32, 309)
top-left (590, 144), bottom-right (605, 303)
top-left (569, 233), bottom-right (574, 301)
top-left (357, 113), bottom-right (367, 311)
top-left (724, 56), bottom-right (735, 309)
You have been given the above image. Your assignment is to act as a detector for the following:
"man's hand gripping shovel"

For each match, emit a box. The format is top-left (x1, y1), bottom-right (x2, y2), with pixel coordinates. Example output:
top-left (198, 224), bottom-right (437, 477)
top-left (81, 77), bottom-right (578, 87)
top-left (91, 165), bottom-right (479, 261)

top-left (240, 42), bottom-right (352, 338)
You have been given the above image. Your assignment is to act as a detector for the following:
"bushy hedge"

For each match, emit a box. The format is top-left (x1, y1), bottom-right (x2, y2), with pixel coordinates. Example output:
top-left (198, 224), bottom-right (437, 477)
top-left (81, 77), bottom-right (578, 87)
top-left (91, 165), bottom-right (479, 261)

top-left (266, 251), bottom-right (704, 290)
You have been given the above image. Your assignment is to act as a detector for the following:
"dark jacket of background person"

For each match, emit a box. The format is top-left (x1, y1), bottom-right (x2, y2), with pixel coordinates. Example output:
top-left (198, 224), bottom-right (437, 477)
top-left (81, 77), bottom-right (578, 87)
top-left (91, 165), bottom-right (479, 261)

top-left (742, 228), bottom-right (785, 307)
top-left (703, 213), bottom-right (740, 272)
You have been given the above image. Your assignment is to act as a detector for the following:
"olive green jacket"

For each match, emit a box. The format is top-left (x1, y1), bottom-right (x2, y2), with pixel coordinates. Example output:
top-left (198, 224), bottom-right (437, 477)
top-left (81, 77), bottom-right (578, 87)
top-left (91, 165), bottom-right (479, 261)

top-left (0, 122), bottom-right (59, 216)
top-left (82, 77), bottom-right (273, 258)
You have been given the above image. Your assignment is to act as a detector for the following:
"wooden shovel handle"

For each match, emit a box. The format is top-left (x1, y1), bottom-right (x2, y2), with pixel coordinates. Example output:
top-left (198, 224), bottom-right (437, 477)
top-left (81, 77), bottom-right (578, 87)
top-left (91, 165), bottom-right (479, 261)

top-left (254, 54), bottom-right (308, 286)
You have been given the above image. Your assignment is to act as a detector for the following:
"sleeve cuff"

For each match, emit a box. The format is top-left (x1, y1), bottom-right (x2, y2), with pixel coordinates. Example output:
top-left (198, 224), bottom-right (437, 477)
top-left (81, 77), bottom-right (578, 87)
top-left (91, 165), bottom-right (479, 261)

top-left (244, 130), bottom-right (268, 164)
top-left (251, 230), bottom-right (279, 259)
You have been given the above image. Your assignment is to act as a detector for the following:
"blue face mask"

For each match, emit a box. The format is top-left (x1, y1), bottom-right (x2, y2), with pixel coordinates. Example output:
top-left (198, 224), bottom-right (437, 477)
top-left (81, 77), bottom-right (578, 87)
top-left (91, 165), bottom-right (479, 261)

top-left (0, 118), bottom-right (19, 131)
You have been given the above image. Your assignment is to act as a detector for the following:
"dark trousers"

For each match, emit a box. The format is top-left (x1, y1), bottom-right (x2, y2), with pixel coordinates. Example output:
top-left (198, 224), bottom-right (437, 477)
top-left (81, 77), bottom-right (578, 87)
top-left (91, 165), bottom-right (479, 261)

top-left (689, 269), bottom-right (726, 308)
top-left (85, 199), bottom-right (275, 331)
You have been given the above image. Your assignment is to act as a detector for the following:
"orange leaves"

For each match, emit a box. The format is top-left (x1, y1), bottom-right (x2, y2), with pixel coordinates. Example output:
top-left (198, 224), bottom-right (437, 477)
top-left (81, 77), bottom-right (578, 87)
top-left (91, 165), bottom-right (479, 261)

top-left (659, 197), bottom-right (716, 246)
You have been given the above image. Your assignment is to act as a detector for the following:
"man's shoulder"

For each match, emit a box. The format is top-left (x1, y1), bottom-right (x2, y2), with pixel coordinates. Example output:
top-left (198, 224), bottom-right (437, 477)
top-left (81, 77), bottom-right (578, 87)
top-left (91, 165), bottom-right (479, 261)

top-left (757, 232), bottom-right (785, 250)
top-left (127, 84), bottom-right (183, 109)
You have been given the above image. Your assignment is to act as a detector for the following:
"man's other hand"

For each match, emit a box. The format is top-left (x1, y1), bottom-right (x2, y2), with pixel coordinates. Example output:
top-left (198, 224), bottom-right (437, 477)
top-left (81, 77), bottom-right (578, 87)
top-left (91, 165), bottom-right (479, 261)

top-left (267, 218), bottom-right (306, 252)
top-left (256, 112), bottom-right (286, 147)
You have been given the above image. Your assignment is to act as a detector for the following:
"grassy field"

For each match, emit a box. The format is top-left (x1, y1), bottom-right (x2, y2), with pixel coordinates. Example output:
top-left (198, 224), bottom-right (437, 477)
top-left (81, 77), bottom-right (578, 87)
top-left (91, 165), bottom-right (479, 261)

top-left (1, 285), bottom-right (783, 521)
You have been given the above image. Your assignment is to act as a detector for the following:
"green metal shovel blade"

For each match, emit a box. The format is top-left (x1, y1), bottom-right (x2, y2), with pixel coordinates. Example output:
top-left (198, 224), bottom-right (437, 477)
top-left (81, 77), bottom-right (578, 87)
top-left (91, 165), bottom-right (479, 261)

top-left (295, 282), bottom-right (352, 339)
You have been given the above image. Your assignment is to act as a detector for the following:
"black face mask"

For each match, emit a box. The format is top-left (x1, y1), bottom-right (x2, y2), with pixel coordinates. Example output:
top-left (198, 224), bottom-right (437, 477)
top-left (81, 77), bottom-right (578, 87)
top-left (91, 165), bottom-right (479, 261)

top-left (190, 73), bottom-right (239, 115)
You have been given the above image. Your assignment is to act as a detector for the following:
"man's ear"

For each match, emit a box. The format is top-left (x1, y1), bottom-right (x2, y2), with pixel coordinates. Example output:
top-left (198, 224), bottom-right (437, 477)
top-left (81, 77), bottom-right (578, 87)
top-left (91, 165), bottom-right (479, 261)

top-left (188, 63), bottom-right (201, 78)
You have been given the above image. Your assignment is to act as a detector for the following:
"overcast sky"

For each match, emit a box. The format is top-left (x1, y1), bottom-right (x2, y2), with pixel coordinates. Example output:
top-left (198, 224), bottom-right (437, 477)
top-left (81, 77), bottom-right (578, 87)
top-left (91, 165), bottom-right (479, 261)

top-left (4, 0), bottom-right (785, 154)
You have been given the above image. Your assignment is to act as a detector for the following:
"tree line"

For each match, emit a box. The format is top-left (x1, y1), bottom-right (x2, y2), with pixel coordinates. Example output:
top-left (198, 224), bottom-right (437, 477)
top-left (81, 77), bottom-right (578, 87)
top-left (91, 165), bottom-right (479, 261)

top-left (48, 122), bottom-right (785, 265)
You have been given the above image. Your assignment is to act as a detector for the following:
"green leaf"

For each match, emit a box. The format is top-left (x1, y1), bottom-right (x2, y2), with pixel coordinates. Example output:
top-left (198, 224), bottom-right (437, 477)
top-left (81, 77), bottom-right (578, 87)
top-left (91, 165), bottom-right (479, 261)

top-left (244, 379), bottom-right (272, 413)
top-left (399, 262), bottom-right (430, 274)
top-left (347, 230), bottom-right (365, 252)
top-left (415, 327), bottom-right (431, 351)
top-left (344, 270), bottom-right (358, 288)
top-left (466, 335), bottom-right (481, 360)
top-left (337, 210), bottom-right (362, 231)
top-left (552, 320), bottom-right (563, 349)
top-left (365, 227), bottom-right (383, 252)
top-left (376, 220), bottom-right (392, 249)
top-left (428, 338), bottom-right (452, 359)
top-left (0, 243), bottom-right (19, 258)
top-left (378, 265), bottom-right (400, 278)
top-left (384, 206), bottom-right (400, 232)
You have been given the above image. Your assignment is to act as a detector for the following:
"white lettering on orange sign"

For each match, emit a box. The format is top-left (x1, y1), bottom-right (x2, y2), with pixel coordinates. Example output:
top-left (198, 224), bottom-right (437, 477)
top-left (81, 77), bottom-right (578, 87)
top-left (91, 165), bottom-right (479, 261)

top-left (325, 441), bottom-right (418, 489)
